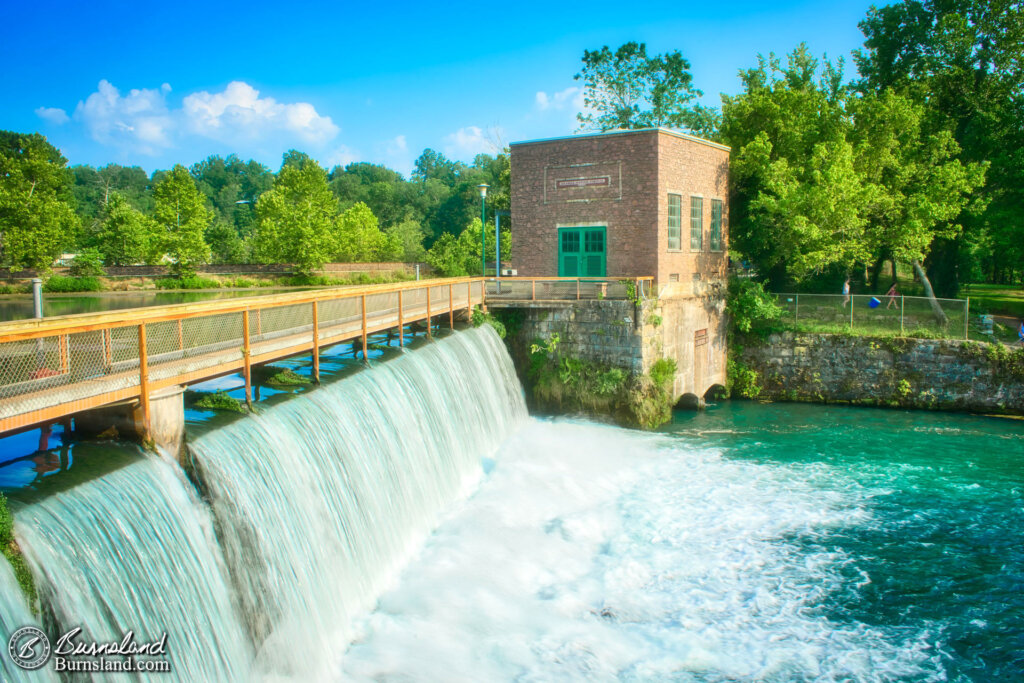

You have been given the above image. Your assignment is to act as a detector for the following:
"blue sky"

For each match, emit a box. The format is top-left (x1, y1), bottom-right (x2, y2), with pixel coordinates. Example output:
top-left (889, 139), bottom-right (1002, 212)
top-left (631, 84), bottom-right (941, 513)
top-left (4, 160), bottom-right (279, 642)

top-left (1, 0), bottom-right (876, 176)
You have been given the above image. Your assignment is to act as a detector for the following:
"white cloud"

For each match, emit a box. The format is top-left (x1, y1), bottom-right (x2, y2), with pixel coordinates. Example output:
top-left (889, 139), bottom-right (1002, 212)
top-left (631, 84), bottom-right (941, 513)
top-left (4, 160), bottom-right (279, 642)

top-left (386, 135), bottom-right (407, 156)
top-left (35, 107), bottom-right (70, 125)
top-left (182, 81), bottom-right (339, 145)
top-left (325, 144), bottom-right (360, 169)
top-left (535, 87), bottom-right (582, 111)
top-left (59, 79), bottom-right (340, 157)
top-left (73, 80), bottom-right (175, 154)
top-left (443, 126), bottom-right (502, 160)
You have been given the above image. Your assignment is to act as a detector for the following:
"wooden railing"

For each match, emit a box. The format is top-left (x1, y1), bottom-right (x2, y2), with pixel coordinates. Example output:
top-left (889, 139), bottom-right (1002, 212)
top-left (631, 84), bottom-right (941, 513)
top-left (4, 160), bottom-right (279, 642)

top-left (0, 276), bottom-right (652, 438)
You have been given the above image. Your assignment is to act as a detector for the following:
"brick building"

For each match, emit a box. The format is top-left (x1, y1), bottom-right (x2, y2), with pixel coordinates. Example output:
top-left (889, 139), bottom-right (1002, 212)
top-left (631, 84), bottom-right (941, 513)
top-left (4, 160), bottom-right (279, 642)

top-left (508, 128), bottom-right (730, 402)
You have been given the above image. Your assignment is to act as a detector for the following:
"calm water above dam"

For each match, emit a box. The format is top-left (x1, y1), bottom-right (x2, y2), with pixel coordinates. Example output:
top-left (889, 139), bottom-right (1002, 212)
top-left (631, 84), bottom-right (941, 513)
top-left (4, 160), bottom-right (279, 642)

top-left (1, 326), bottom-right (1022, 681)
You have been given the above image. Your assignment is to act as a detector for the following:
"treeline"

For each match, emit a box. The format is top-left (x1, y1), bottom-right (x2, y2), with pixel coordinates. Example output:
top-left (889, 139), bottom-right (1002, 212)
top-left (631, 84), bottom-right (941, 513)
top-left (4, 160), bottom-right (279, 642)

top-left (0, 134), bottom-right (510, 278)
top-left (576, 0), bottom-right (1024, 296)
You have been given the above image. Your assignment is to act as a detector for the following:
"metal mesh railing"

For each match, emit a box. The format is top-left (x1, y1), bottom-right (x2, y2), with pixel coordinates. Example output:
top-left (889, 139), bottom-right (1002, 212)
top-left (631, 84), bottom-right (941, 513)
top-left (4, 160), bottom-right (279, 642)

top-left (775, 293), bottom-right (969, 339)
top-left (484, 278), bottom-right (647, 301)
top-left (0, 275), bottom-right (645, 429)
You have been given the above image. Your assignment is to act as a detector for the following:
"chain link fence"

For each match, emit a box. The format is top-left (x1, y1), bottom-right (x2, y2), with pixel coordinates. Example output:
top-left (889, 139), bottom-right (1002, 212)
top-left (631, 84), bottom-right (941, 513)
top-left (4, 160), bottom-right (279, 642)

top-left (0, 279), bottom-right (486, 427)
top-left (775, 293), bottom-right (969, 339)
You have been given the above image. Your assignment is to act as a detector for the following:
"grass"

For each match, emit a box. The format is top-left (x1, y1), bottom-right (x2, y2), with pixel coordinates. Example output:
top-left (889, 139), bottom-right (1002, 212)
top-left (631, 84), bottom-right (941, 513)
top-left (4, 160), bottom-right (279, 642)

top-left (963, 283), bottom-right (1024, 319)
top-left (0, 493), bottom-right (36, 609)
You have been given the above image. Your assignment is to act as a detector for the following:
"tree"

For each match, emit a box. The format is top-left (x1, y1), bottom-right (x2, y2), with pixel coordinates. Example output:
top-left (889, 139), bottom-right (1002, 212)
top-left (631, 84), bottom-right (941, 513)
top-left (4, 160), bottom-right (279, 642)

top-left (424, 232), bottom-right (469, 277)
top-left (0, 131), bottom-right (79, 271)
top-left (335, 202), bottom-right (402, 262)
top-left (251, 159), bottom-right (339, 275)
top-left (96, 191), bottom-right (155, 266)
top-left (152, 165), bottom-right (212, 276)
top-left (575, 42), bottom-right (711, 134)
top-left (720, 47), bottom-right (870, 285)
top-left (855, 0), bottom-right (1024, 292)
top-left (384, 218), bottom-right (428, 262)
top-left (852, 89), bottom-right (986, 320)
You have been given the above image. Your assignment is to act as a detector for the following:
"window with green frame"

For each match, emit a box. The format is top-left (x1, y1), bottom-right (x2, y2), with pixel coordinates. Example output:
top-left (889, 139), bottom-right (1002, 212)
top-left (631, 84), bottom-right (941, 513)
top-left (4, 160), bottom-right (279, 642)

top-left (710, 199), bottom-right (723, 251)
top-left (667, 194), bottom-right (682, 250)
top-left (690, 196), bottom-right (703, 251)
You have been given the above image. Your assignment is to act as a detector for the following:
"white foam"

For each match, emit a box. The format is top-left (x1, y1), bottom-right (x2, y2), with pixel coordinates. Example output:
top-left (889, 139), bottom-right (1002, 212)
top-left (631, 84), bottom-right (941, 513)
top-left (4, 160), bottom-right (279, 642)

top-left (339, 419), bottom-right (945, 682)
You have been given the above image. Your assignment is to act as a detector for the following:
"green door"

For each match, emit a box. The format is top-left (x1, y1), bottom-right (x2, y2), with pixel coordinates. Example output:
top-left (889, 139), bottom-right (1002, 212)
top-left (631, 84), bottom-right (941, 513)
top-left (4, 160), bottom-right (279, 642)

top-left (558, 227), bottom-right (606, 277)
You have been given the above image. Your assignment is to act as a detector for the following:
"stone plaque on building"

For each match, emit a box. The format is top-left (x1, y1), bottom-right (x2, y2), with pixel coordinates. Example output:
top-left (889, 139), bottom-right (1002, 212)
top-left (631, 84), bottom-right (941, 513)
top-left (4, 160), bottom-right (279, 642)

top-left (544, 161), bottom-right (622, 204)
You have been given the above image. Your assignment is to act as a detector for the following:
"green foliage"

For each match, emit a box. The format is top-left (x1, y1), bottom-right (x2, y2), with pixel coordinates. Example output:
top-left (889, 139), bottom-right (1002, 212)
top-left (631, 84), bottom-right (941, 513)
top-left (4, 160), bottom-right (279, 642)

top-left (0, 130), bottom-right (79, 271)
top-left (68, 248), bottom-right (105, 276)
top-left (252, 158), bottom-right (338, 275)
top-left (266, 368), bottom-right (311, 386)
top-left (646, 313), bottom-right (662, 328)
top-left (335, 202), bottom-right (402, 262)
top-left (154, 276), bottom-right (221, 290)
top-left (470, 306), bottom-right (507, 338)
top-left (152, 166), bottom-right (212, 276)
top-left (385, 218), bottom-right (428, 262)
top-left (95, 191), bottom-right (156, 266)
top-left (648, 357), bottom-right (677, 391)
top-left (727, 358), bottom-right (762, 399)
top-left (43, 275), bottom-right (104, 292)
top-left (726, 278), bottom-right (783, 334)
top-left (0, 493), bottom-right (37, 608)
top-left (194, 391), bottom-right (246, 413)
top-left (574, 42), bottom-right (716, 138)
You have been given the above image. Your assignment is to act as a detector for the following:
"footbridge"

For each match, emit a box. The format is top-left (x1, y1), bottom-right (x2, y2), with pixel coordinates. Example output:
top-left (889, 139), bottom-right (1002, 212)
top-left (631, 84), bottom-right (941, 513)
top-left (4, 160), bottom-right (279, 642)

top-left (0, 277), bottom-right (650, 442)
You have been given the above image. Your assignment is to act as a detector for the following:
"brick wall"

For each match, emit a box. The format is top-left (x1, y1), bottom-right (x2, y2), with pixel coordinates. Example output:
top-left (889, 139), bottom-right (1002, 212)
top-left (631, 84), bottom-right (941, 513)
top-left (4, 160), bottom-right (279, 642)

top-left (509, 129), bottom-right (730, 290)
top-left (510, 130), bottom-right (660, 278)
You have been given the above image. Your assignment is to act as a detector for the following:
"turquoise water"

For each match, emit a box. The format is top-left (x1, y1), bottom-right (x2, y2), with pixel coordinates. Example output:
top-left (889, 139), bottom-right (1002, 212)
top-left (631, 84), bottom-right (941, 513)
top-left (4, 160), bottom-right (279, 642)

top-left (342, 404), bottom-right (1024, 682)
top-left (1, 323), bottom-right (1022, 681)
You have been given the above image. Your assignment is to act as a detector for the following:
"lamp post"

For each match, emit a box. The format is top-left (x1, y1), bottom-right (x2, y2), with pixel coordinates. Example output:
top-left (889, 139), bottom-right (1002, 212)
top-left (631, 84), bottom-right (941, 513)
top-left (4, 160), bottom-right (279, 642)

top-left (477, 184), bottom-right (489, 276)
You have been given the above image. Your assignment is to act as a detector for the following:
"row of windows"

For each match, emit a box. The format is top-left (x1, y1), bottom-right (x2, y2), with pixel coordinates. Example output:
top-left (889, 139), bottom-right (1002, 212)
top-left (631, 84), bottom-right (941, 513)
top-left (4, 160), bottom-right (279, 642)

top-left (668, 194), bottom-right (723, 252)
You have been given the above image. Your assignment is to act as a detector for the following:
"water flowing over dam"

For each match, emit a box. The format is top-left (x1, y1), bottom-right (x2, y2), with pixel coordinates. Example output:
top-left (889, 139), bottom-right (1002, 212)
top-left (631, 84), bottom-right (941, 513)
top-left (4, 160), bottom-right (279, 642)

top-left (8, 327), bottom-right (528, 680)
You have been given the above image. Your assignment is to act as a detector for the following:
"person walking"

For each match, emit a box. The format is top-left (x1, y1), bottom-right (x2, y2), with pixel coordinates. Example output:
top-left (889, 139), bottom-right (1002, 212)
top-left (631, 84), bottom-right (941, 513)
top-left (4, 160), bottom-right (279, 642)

top-left (842, 277), bottom-right (851, 308)
top-left (886, 282), bottom-right (899, 309)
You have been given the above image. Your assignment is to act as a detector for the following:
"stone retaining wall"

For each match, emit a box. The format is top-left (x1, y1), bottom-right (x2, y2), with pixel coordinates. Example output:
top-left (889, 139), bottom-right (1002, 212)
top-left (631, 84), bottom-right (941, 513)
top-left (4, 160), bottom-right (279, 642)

top-left (737, 332), bottom-right (1024, 414)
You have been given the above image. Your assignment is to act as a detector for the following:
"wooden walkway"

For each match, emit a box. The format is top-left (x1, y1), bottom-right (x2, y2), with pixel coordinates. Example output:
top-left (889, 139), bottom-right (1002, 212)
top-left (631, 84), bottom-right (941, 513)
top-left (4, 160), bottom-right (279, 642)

top-left (0, 276), bottom-right (651, 438)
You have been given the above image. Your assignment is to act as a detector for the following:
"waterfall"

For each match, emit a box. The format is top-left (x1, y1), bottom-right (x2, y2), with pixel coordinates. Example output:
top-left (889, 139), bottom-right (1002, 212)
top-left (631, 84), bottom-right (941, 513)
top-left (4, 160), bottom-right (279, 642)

top-left (188, 326), bottom-right (527, 677)
top-left (14, 455), bottom-right (253, 681)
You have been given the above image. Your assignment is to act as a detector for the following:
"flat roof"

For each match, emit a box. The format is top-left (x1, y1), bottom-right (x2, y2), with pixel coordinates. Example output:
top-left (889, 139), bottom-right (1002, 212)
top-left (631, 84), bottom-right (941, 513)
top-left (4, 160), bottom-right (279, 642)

top-left (510, 127), bottom-right (730, 153)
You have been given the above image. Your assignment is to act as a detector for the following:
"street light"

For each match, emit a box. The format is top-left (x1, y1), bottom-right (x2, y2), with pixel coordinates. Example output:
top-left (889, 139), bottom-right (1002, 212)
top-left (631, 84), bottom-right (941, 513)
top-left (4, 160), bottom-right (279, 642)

top-left (477, 184), bottom-right (489, 276)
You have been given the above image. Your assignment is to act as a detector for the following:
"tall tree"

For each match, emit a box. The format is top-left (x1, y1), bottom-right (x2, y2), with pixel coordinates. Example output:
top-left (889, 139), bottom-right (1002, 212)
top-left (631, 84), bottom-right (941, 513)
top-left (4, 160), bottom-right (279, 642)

top-left (0, 131), bottom-right (78, 271)
top-left (251, 159), bottom-right (339, 275)
top-left (575, 42), bottom-right (713, 135)
top-left (720, 47), bottom-right (870, 285)
top-left (334, 202), bottom-right (402, 262)
top-left (152, 165), bottom-right (212, 276)
top-left (96, 191), bottom-right (155, 266)
top-left (855, 0), bottom-right (1024, 291)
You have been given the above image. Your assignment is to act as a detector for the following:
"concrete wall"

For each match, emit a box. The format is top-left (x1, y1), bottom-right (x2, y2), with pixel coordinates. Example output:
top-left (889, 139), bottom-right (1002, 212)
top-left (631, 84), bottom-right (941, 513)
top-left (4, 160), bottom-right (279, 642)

top-left (509, 293), bottom-right (727, 401)
top-left (737, 333), bottom-right (1024, 414)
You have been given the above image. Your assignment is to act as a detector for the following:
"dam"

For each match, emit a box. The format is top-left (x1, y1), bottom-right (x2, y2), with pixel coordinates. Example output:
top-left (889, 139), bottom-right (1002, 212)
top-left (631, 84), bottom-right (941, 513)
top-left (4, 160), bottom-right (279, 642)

top-left (1, 315), bottom-right (1022, 680)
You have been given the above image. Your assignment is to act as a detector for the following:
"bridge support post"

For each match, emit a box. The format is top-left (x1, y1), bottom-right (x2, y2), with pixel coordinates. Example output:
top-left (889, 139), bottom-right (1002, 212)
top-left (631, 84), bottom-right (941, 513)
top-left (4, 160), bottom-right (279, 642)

top-left (138, 323), bottom-right (150, 439)
top-left (242, 310), bottom-right (252, 409)
top-left (466, 282), bottom-right (472, 317)
top-left (480, 280), bottom-right (487, 312)
top-left (449, 284), bottom-right (454, 329)
top-left (398, 290), bottom-right (404, 346)
top-left (311, 301), bottom-right (320, 383)
top-left (361, 294), bottom-right (369, 361)
top-left (426, 286), bottom-right (432, 339)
